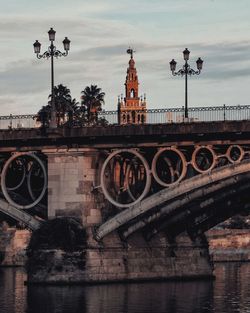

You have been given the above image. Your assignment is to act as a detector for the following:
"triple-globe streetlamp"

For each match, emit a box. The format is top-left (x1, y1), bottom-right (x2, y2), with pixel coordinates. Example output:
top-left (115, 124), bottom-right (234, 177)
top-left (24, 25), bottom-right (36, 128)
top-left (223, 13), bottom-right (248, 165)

top-left (33, 28), bottom-right (70, 128)
top-left (170, 48), bottom-right (203, 119)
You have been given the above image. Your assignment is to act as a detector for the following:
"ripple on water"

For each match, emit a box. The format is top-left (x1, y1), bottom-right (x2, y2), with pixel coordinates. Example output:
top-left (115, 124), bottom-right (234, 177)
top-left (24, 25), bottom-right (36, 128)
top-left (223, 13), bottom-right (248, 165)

top-left (0, 263), bottom-right (250, 313)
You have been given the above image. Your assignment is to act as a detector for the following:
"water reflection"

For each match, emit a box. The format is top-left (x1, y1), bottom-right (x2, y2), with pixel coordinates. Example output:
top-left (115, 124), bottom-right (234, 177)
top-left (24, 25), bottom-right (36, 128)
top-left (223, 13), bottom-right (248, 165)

top-left (213, 263), bottom-right (250, 313)
top-left (0, 268), bottom-right (27, 313)
top-left (27, 281), bottom-right (213, 313)
top-left (1, 263), bottom-right (250, 313)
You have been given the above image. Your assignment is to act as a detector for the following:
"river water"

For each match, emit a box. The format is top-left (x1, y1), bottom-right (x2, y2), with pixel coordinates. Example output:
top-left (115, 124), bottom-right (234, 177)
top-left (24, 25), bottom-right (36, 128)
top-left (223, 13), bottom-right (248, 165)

top-left (1, 262), bottom-right (250, 313)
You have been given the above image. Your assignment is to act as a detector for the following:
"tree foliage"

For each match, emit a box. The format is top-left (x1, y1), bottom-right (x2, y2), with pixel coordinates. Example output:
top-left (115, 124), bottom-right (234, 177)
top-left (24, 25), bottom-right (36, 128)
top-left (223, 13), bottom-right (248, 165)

top-left (36, 84), bottom-right (107, 127)
top-left (80, 84), bottom-right (106, 125)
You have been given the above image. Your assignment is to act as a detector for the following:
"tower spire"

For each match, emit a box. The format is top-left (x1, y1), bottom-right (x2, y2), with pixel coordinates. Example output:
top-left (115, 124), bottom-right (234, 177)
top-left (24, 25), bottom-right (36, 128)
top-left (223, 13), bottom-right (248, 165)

top-left (117, 48), bottom-right (147, 125)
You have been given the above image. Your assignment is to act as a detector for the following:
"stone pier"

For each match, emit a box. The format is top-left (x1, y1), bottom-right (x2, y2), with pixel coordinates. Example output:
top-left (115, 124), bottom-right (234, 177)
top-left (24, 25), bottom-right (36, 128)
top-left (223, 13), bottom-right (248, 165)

top-left (27, 217), bottom-right (213, 283)
top-left (45, 148), bottom-right (103, 225)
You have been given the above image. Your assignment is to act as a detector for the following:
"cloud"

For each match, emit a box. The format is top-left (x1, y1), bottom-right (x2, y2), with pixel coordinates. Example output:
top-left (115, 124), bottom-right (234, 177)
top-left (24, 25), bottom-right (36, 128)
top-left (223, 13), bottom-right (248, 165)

top-left (0, 1), bottom-right (249, 115)
top-left (0, 38), bottom-right (250, 112)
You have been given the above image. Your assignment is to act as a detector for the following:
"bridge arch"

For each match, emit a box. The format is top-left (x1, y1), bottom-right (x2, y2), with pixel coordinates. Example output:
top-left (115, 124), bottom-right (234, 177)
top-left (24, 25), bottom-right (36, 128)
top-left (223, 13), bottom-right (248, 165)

top-left (95, 159), bottom-right (250, 240)
top-left (0, 198), bottom-right (41, 231)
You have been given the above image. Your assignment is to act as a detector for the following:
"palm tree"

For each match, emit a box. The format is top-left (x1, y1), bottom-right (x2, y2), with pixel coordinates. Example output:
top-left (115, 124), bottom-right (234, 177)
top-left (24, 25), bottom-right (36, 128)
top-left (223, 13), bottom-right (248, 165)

top-left (37, 84), bottom-right (79, 127)
top-left (36, 105), bottom-right (51, 128)
top-left (64, 98), bottom-right (80, 127)
top-left (48, 84), bottom-right (72, 126)
top-left (36, 84), bottom-right (79, 127)
top-left (81, 85), bottom-right (105, 124)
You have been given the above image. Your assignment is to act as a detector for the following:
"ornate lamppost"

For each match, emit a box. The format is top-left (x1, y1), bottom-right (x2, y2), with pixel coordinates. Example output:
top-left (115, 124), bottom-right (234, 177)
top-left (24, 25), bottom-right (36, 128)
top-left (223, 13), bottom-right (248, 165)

top-left (170, 48), bottom-right (203, 119)
top-left (33, 28), bottom-right (70, 128)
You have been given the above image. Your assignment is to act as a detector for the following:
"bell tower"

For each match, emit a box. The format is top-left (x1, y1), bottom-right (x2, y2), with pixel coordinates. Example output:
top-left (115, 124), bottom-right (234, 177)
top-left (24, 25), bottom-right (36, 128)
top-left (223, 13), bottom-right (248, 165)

top-left (118, 48), bottom-right (147, 125)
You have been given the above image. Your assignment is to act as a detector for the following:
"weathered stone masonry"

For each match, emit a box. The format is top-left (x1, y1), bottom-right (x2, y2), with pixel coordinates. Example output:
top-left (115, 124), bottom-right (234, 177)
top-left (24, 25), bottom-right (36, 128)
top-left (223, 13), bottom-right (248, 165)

top-left (45, 148), bottom-right (103, 226)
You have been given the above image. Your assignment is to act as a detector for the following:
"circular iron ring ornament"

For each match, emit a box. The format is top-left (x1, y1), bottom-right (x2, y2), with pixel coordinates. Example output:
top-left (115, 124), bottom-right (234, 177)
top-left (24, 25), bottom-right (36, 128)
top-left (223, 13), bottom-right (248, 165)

top-left (6, 159), bottom-right (26, 191)
top-left (100, 149), bottom-right (151, 208)
top-left (226, 145), bottom-right (244, 164)
top-left (152, 147), bottom-right (187, 187)
top-left (1, 152), bottom-right (47, 209)
top-left (27, 162), bottom-right (46, 201)
top-left (191, 146), bottom-right (217, 173)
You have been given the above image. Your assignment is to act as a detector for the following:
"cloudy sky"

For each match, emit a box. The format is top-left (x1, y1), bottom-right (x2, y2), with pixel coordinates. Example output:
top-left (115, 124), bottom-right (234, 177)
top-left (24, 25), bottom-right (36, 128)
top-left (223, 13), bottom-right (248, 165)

top-left (0, 0), bottom-right (250, 114)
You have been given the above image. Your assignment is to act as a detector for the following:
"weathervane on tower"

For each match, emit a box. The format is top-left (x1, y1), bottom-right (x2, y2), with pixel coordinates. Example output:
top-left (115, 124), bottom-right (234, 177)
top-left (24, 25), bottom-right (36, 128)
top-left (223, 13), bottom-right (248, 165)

top-left (127, 47), bottom-right (135, 58)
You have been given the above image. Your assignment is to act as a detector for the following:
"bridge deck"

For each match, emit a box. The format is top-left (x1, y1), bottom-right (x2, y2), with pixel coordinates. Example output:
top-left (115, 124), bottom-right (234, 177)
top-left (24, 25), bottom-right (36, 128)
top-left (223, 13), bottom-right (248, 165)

top-left (0, 120), bottom-right (249, 151)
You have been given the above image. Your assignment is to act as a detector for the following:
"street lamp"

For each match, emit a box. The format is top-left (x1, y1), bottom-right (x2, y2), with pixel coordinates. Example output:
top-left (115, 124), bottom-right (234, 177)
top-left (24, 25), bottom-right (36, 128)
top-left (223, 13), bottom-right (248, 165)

top-left (33, 28), bottom-right (70, 128)
top-left (170, 48), bottom-right (203, 119)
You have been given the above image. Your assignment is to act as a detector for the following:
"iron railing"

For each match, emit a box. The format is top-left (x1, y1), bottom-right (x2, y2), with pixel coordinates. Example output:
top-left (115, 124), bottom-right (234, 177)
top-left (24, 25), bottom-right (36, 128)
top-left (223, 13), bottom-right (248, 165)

top-left (1, 104), bottom-right (250, 129)
top-left (100, 104), bottom-right (250, 124)
top-left (0, 114), bottom-right (38, 129)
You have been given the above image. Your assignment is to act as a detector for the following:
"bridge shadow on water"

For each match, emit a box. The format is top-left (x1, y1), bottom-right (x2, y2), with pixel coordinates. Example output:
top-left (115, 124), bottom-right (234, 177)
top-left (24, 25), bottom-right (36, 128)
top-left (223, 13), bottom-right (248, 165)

top-left (1, 263), bottom-right (250, 313)
top-left (26, 280), bottom-right (213, 313)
